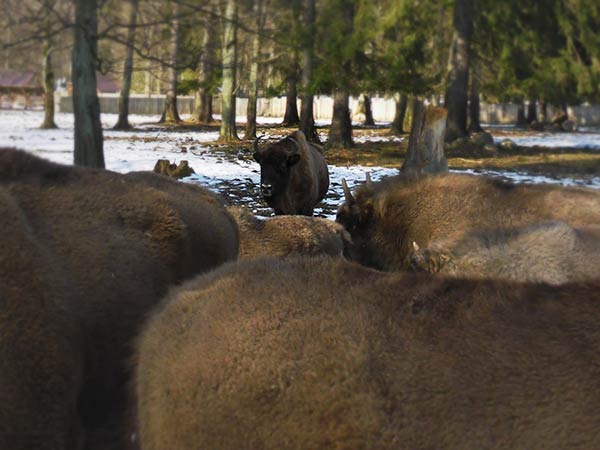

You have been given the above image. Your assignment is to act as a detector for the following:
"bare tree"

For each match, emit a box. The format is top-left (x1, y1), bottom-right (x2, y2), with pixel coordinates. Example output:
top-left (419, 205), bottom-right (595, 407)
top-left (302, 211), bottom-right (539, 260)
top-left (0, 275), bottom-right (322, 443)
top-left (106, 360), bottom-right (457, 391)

top-left (159, 0), bottom-right (181, 124)
top-left (192, 0), bottom-right (217, 123)
top-left (114, 0), bottom-right (139, 130)
top-left (41, 5), bottom-right (57, 130)
top-left (220, 0), bottom-right (239, 141)
top-left (73, 0), bottom-right (104, 168)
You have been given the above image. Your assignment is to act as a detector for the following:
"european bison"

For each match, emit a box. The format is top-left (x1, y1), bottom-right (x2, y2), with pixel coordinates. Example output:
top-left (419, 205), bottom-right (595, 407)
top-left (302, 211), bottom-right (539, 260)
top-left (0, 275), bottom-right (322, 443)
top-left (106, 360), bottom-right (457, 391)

top-left (409, 221), bottom-right (600, 284)
top-left (228, 206), bottom-right (350, 258)
top-left (135, 256), bottom-right (600, 450)
top-left (253, 130), bottom-right (329, 215)
top-left (336, 173), bottom-right (600, 271)
top-left (0, 148), bottom-right (239, 450)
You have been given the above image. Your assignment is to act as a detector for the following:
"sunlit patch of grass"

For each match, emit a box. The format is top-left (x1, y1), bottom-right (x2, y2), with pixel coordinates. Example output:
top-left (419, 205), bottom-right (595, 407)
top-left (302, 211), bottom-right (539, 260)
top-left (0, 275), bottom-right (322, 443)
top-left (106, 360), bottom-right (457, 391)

top-left (447, 153), bottom-right (600, 177)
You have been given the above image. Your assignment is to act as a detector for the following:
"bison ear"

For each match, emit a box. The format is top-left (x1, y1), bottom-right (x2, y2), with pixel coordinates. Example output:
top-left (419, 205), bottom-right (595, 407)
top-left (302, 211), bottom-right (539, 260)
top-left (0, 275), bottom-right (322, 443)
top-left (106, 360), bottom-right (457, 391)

top-left (287, 153), bottom-right (301, 166)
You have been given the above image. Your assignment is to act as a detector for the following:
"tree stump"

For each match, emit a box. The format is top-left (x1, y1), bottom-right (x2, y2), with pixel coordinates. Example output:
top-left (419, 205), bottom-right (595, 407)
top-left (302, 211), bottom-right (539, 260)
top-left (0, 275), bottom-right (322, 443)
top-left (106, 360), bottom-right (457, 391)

top-left (402, 104), bottom-right (448, 176)
top-left (153, 159), bottom-right (195, 179)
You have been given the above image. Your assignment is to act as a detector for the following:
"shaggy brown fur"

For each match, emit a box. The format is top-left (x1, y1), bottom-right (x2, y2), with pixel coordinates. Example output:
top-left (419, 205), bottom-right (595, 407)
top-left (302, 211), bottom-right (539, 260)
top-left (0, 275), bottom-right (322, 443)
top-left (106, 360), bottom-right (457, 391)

top-left (0, 148), bottom-right (239, 450)
top-left (253, 130), bottom-right (329, 215)
top-left (135, 256), bottom-right (600, 450)
top-left (336, 173), bottom-right (600, 271)
top-left (410, 221), bottom-right (600, 284)
top-left (228, 206), bottom-right (350, 258)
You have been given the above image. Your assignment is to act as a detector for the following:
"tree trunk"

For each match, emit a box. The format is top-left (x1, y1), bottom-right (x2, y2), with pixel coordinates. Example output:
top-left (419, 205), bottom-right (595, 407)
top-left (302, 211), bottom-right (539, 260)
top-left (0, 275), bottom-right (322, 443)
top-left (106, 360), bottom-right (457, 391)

top-left (328, 90), bottom-right (353, 148)
top-left (404, 95), bottom-right (419, 132)
top-left (356, 94), bottom-right (375, 126)
top-left (391, 93), bottom-right (408, 135)
top-left (468, 59), bottom-right (482, 133)
top-left (156, 58), bottom-right (163, 94)
top-left (192, 1), bottom-right (216, 123)
top-left (299, 0), bottom-right (319, 143)
top-left (160, 2), bottom-right (181, 124)
top-left (526, 100), bottom-right (537, 123)
top-left (402, 103), bottom-right (448, 176)
top-left (114, 0), bottom-right (138, 130)
top-left (244, 0), bottom-right (262, 139)
top-left (144, 63), bottom-right (152, 96)
top-left (516, 100), bottom-right (527, 127)
top-left (219, 0), bottom-right (239, 141)
top-left (282, 72), bottom-right (300, 126)
top-left (539, 100), bottom-right (548, 124)
top-left (41, 35), bottom-right (57, 129)
top-left (72, 0), bottom-right (104, 168)
top-left (444, 0), bottom-right (473, 142)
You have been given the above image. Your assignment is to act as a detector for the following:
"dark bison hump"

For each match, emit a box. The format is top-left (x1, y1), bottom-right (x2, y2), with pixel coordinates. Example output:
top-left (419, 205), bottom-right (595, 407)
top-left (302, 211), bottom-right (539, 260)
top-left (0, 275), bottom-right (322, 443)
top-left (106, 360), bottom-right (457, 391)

top-left (0, 148), bottom-right (83, 185)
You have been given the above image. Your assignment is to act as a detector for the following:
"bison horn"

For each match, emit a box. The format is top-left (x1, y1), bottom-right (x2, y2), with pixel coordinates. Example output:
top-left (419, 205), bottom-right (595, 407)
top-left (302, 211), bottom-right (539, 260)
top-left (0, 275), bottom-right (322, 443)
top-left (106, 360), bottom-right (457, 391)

top-left (341, 178), bottom-right (354, 203)
top-left (365, 172), bottom-right (372, 188)
top-left (253, 135), bottom-right (262, 154)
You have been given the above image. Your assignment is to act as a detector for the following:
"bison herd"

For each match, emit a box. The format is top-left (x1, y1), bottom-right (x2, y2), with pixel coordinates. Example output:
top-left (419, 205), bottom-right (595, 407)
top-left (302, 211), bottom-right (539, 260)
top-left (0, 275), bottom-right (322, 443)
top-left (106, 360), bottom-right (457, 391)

top-left (2, 132), bottom-right (600, 450)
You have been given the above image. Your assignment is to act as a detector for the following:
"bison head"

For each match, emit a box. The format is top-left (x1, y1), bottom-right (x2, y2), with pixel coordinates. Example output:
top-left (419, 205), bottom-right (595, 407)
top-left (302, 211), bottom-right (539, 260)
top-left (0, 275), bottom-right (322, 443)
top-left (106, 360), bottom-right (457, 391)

top-left (335, 176), bottom-right (380, 267)
top-left (253, 136), bottom-right (301, 204)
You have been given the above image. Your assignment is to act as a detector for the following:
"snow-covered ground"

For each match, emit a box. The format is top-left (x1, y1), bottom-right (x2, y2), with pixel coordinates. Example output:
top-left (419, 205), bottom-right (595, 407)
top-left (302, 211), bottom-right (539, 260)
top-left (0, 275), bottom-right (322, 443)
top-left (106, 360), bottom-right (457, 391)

top-left (453, 168), bottom-right (600, 189)
top-left (485, 124), bottom-right (600, 149)
top-left (0, 110), bottom-right (397, 218)
top-left (1, 110), bottom-right (600, 219)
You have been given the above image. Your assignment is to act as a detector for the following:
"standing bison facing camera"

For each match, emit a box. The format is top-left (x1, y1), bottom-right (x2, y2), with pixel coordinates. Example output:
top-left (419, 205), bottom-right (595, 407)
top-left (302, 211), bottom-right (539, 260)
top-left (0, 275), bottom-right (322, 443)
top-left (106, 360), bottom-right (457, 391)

top-left (253, 130), bottom-right (329, 215)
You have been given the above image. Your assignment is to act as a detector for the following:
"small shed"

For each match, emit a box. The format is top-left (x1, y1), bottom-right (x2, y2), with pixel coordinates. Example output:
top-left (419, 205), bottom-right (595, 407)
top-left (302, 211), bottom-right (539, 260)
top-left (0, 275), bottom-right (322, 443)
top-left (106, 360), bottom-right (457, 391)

top-left (0, 70), bottom-right (44, 109)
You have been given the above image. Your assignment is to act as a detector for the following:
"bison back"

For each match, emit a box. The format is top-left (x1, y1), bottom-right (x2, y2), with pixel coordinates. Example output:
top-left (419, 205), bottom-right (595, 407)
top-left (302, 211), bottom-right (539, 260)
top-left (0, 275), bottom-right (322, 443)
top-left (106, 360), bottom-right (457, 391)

top-left (0, 149), bottom-right (239, 449)
top-left (135, 256), bottom-right (600, 450)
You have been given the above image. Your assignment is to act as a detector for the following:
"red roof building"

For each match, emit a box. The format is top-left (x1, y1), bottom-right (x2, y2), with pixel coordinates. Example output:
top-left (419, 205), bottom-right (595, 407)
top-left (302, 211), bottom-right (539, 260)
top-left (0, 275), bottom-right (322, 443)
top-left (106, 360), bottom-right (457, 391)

top-left (0, 70), bottom-right (43, 94)
top-left (96, 73), bottom-right (120, 93)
